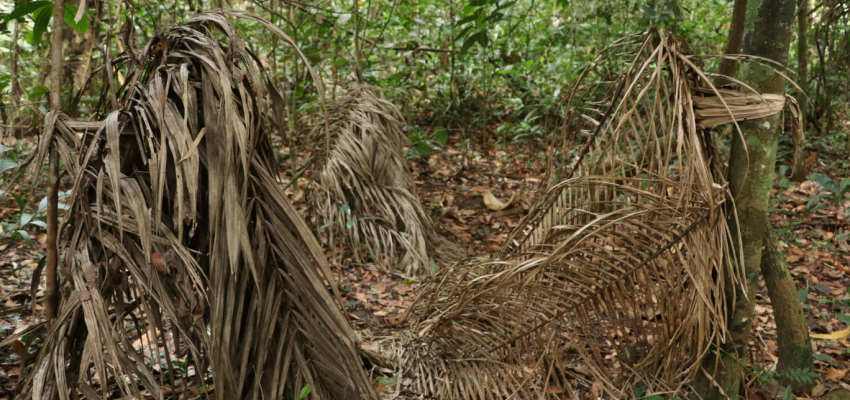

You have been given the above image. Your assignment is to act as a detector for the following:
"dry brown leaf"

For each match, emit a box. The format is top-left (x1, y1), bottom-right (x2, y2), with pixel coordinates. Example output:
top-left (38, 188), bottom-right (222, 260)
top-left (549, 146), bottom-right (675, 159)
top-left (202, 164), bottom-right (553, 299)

top-left (483, 189), bottom-right (510, 211)
top-left (826, 367), bottom-right (847, 381)
top-left (151, 252), bottom-right (167, 273)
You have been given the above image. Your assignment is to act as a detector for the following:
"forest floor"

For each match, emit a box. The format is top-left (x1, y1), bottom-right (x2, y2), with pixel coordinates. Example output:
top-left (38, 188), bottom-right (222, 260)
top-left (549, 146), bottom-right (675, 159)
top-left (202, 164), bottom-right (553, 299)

top-left (1, 128), bottom-right (849, 399)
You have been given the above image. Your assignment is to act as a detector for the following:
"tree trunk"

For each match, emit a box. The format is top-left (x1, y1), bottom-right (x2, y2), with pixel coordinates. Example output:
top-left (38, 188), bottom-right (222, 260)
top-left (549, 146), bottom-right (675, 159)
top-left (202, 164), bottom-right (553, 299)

top-left (692, 0), bottom-right (796, 399)
top-left (9, 19), bottom-right (22, 139)
top-left (715, 0), bottom-right (748, 86)
top-left (761, 222), bottom-right (814, 394)
top-left (791, 0), bottom-right (809, 182)
top-left (46, 0), bottom-right (66, 322)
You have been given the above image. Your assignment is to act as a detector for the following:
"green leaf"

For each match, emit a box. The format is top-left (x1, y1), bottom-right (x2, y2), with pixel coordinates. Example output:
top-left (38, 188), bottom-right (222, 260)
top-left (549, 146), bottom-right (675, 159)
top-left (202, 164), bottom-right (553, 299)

top-left (340, 204), bottom-right (351, 215)
top-left (63, 4), bottom-right (89, 35)
top-left (4, 1), bottom-right (51, 22)
top-left (643, 396), bottom-right (664, 400)
top-left (782, 386), bottom-right (793, 400)
top-left (807, 193), bottom-right (833, 208)
top-left (798, 287), bottom-right (808, 304)
top-left (633, 382), bottom-right (648, 398)
top-left (430, 260), bottom-right (438, 273)
top-left (414, 141), bottom-right (431, 157)
top-left (375, 374), bottom-right (399, 386)
top-left (460, 30), bottom-right (487, 55)
top-left (837, 315), bottom-right (850, 325)
top-left (13, 230), bottom-right (33, 246)
top-left (299, 384), bottom-right (311, 399)
top-left (813, 173), bottom-right (841, 195)
top-left (494, 0), bottom-right (516, 12)
top-left (28, 4), bottom-right (52, 45)
top-left (0, 158), bottom-right (19, 174)
top-left (19, 212), bottom-right (34, 228)
top-left (841, 178), bottom-right (850, 195)
top-left (28, 85), bottom-right (49, 101)
top-left (433, 126), bottom-right (449, 146)
top-left (345, 219), bottom-right (356, 230)
top-left (37, 196), bottom-right (48, 213)
top-left (814, 353), bottom-right (832, 362)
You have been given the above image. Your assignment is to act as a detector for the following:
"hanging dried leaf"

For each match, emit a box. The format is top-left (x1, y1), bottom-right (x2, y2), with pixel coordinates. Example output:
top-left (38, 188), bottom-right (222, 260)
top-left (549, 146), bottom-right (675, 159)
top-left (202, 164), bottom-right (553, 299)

top-left (310, 83), bottom-right (462, 276)
top-left (15, 10), bottom-right (377, 400)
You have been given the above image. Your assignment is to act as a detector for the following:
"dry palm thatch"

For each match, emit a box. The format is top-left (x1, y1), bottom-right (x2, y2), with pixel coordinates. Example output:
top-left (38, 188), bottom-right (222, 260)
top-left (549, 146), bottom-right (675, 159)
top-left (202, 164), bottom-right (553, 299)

top-left (5, 10), bottom-right (376, 400)
top-left (310, 83), bottom-right (461, 277)
top-left (387, 29), bottom-right (745, 399)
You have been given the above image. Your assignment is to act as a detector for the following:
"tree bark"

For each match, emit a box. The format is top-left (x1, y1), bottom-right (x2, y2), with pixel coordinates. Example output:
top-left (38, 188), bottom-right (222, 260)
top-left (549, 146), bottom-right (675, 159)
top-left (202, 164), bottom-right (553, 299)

top-left (715, 0), bottom-right (748, 86)
top-left (46, 0), bottom-right (66, 322)
top-left (791, 0), bottom-right (809, 182)
top-left (761, 222), bottom-right (814, 394)
top-left (9, 19), bottom-right (22, 139)
top-left (692, 0), bottom-right (796, 399)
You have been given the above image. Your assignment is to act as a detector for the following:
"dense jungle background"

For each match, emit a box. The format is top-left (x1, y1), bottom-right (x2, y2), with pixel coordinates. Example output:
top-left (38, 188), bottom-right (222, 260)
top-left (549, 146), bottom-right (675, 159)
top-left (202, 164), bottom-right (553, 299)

top-left (0, 0), bottom-right (849, 398)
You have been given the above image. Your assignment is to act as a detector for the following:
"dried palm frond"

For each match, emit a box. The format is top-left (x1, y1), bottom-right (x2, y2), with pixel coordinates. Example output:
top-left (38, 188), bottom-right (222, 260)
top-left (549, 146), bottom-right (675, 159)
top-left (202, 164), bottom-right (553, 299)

top-left (7, 10), bottom-right (376, 400)
top-left (310, 83), bottom-right (461, 276)
top-left (389, 28), bottom-right (743, 399)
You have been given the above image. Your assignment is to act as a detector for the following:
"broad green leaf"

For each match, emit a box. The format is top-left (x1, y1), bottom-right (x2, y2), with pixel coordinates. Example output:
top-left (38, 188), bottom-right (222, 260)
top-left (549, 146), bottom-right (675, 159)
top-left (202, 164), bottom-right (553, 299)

top-left (813, 173), bottom-right (841, 195)
top-left (28, 4), bottom-right (52, 45)
top-left (798, 287), bottom-right (808, 303)
top-left (414, 141), bottom-right (431, 156)
top-left (836, 315), bottom-right (850, 325)
top-left (14, 230), bottom-right (33, 246)
top-left (19, 212), bottom-right (34, 228)
top-left (632, 382), bottom-right (648, 398)
top-left (37, 196), bottom-right (48, 213)
top-left (782, 385), bottom-right (793, 400)
top-left (28, 85), bottom-right (49, 101)
top-left (461, 30), bottom-right (486, 55)
top-left (841, 178), bottom-right (850, 195)
top-left (0, 158), bottom-right (19, 174)
top-left (433, 126), bottom-right (448, 145)
top-left (4, 1), bottom-right (51, 22)
top-left (64, 4), bottom-right (89, 35)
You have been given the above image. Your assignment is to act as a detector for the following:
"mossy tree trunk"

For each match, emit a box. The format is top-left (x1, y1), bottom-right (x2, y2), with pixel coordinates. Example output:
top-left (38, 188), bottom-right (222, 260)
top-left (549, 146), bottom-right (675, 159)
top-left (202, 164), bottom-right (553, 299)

top-left (692, 0), bottom-right (796, 399)
top-left (761, 223), bottom-right (815, 394)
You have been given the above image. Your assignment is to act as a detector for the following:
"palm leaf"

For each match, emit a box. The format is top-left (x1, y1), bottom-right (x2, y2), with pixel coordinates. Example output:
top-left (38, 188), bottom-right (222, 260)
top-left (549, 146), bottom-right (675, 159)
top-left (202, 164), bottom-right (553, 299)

top-left (389, 28), bottom-right (744, 399)
top-left (310, 83), bottom-right (461, 277)
top-left (11, 10), bottom-right (376, 400)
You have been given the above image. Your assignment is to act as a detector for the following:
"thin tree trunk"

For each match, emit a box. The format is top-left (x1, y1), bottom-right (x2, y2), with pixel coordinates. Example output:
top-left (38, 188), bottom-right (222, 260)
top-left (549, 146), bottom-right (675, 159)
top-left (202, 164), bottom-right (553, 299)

top-left (791, 0), bottom-right (809, 182)
top-left (715, 0), bottom-right (748, 86)
top-left (9, 19), bottom-right (21, 139)
top-left (692, 0), bottom-right (796, 399)
top-left (46, 0), bottom-right (66, 322)
top-left (761, 222), bottom-right (814, 394)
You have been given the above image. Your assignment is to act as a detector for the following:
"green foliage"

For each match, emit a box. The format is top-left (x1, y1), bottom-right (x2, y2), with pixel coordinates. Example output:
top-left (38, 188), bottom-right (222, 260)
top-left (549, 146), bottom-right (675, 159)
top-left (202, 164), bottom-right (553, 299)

top-left (299, 384), bottom-right (311, 399)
